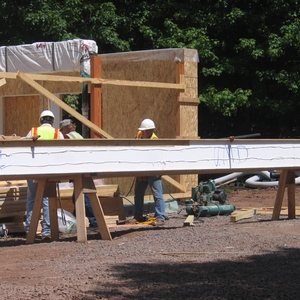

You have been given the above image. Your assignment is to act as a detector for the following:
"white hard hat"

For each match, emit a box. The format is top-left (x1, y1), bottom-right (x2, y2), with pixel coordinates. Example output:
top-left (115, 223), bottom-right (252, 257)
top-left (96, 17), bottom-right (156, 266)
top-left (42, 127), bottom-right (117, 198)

top-left (59, 119), bottom-right (72, 129)
top-left (40, 110), bottom-right (55, 121)
top-left (138, 119), bottom-right (155, 130)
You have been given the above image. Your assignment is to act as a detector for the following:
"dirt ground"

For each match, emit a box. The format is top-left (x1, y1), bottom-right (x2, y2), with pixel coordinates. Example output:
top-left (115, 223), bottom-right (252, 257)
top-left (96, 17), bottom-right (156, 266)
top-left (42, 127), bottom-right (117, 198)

top-left (1, 187), bottom-right (300, 300)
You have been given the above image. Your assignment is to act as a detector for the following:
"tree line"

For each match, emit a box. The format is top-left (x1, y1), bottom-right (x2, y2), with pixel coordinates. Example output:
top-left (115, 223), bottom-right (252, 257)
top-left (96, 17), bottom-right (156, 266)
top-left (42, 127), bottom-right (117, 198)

top-left (1, 0), bottom-right (299, 138)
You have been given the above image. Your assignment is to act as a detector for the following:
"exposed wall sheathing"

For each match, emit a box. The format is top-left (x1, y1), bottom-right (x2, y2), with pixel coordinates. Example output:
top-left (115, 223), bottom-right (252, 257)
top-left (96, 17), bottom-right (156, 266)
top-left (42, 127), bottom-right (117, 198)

top-left (2, 72), bottom-right (82, 136)
top-left (1, 47), bottom-right (199, 199)
top-left (98, 48), bottom-right (199, 196)
top-left (4, 95), bottom-right (49, 136)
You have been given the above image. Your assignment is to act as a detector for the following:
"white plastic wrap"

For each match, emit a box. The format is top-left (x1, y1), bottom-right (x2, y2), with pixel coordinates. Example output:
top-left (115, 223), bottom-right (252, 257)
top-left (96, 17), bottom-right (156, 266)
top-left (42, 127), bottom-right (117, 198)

top-left (0, 39), bottom-right (98, 75)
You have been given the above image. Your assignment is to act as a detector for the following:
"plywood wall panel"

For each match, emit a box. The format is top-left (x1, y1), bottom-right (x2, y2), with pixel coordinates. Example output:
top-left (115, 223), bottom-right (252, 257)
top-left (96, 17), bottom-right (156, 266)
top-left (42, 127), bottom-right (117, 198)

top-left (4, 96), bottom-right (40, 136)
top-left (100, 49), bottom-right (199, 195)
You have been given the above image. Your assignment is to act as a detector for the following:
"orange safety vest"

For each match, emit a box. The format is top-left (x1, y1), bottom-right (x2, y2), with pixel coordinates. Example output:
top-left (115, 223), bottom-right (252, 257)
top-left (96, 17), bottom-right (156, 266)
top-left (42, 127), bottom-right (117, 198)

top-left (31, 126), bottom-right (60, 139)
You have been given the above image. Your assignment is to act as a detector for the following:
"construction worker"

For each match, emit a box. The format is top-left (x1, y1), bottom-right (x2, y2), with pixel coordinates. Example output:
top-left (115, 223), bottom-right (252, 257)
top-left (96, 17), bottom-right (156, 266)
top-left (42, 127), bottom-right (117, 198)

top-left (25, 110), bottom-right (64, 239)
top-left (59, 119), bottom-right (98, 230)
top-left (128, 118), bottom-right (166, 226)
top-left (59, 119), bottom-right (84, 139)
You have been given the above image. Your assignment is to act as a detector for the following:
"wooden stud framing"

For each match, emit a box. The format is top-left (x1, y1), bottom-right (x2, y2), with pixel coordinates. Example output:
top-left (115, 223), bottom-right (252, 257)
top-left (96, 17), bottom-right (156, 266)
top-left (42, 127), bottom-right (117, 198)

top-left (90, 56), bottom-right (103, 138)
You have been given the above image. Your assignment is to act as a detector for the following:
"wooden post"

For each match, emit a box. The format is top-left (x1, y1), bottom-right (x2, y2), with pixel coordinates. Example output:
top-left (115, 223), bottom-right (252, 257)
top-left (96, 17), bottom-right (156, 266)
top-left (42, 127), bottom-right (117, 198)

top-left (286, 171), bottom-right (296, 219)
top-left (46, 182), bottom-right (59, 241)
top-left (175, 62), bottom-right (185, 138)
top-left (82, 177), bottom-right (112, 240)
top-left (73, 175), bottom-right (87, 242)
top-left (26, 179), bottom-right (46, 244)
top-left (272, 170), bottom-right (296, 220)
top-left (90, 56), bottom-right (103, 138)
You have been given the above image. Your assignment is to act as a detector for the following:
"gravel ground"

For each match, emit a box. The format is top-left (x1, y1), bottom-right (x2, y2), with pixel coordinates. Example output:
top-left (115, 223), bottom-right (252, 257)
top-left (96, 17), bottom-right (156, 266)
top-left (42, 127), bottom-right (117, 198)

top-left (0, 187), bottom-right (300, 300)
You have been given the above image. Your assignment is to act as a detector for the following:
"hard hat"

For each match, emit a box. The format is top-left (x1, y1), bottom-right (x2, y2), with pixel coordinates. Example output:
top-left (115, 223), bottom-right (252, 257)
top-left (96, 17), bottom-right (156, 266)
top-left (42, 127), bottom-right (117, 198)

top-left (59, 119), bottom-right (72, 129)
top-left (40, 110), bottom-right (55, 121)
top-left (138, 119), bottom-right (155, 130)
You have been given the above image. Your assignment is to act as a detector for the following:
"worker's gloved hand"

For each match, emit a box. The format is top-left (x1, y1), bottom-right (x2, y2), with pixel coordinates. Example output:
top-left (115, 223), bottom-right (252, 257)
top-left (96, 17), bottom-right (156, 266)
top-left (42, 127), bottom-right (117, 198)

top-left (32, 135), bottom-right (40, 142)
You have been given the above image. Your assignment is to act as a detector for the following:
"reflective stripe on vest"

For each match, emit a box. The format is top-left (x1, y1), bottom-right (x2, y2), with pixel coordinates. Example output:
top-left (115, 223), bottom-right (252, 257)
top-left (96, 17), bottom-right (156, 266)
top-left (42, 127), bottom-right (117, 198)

top-left (66, 131), bottom-right (83, 139)
top-left (31, 127), bottom-right (60, 139)
top-left (136, 131), bottom-right (158, 139)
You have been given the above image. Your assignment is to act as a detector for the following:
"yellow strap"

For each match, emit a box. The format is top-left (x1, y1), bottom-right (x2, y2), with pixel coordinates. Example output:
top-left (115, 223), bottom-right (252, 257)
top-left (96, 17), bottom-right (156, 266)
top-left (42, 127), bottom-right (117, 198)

top-left (136, 218), bottom-right (156, 225)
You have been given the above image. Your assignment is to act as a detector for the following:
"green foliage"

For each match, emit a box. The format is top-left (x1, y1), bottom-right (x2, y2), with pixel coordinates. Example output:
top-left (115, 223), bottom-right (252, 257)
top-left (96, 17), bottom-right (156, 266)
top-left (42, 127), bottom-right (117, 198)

top-left (1, 0), bottom-right (300, 137)
top-left (62, 94), bottom-right (80, 118)
top-left (200, 88), bottom-right (252, 117)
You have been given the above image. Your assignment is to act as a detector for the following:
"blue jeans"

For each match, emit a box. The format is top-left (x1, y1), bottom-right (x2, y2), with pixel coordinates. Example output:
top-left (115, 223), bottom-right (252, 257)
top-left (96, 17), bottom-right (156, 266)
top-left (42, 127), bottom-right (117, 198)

top-left (72, 194), bottom-right (98, 228)
top-left (25, 180), bottom-right (50, 236)
top-left (134, 176), bottom-right (165, 221)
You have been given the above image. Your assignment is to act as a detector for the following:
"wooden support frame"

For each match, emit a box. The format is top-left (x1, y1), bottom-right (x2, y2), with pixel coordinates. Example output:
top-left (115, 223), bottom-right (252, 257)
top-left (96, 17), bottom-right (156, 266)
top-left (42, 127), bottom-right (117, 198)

top-left (26, 175), bottom-right (111, 244)
top-left (272, 170), bottom-right (296, 220)
top-left (90, 56), bottom-right (103, 138)
top-left (4, 68), bottom-right (189, 199)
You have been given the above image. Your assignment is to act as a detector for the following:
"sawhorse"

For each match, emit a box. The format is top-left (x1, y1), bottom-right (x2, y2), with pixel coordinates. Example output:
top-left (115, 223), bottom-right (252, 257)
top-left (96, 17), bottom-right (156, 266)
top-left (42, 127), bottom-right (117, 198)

top-left (272, 170), bottom-right (296, 220)
top-left (26, 175), bottom-right (112, 244)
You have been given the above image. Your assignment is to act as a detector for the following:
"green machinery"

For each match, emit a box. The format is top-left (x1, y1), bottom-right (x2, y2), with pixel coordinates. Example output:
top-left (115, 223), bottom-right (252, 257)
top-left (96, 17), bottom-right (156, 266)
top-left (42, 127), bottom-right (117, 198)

top-left (185, 180), bottom-right (235, 218)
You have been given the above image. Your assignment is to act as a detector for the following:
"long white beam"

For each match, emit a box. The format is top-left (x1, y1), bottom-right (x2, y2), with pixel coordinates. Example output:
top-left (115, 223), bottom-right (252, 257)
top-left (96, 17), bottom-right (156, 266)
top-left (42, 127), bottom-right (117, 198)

top-left (0, 139), bottom-right (300, 180)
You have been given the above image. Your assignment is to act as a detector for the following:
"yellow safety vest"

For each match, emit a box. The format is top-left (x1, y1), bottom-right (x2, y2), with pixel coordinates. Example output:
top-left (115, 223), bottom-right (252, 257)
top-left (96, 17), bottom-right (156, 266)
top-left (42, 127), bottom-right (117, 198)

top-left (136, 131), bottom-right (159, 181)
top-left (136, 131), bottom-right (158, 139)
top-left (66, 131), bottom-right (83, 139)
top-left (31, 126), bottom-right (60, 139)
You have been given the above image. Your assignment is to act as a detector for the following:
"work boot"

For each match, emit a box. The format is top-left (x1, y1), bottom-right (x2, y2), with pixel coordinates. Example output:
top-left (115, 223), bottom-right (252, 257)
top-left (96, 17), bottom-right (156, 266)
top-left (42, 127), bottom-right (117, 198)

top-left (126, 216), bottom-right (147, 224)
top-left (152, 219), bottom-right (165, 226)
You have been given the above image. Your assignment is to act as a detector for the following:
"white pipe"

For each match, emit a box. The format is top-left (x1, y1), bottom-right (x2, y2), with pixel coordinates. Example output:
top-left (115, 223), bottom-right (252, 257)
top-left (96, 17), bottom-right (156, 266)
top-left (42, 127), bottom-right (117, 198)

top-left (213, 171), bottom-right (300, 189)
top-left (213, 172), bottom-right (243, 185)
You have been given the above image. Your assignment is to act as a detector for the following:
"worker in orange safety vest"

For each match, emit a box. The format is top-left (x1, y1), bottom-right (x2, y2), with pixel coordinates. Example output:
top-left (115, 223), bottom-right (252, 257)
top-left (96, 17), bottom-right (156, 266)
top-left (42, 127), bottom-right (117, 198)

top-left (25, 110), bottom-right (64, 239)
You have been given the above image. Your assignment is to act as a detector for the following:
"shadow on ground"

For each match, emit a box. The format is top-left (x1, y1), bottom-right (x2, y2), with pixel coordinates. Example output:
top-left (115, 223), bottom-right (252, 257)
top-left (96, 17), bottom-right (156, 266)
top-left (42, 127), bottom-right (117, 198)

top-left (86, 247), bottom-right (300, 299)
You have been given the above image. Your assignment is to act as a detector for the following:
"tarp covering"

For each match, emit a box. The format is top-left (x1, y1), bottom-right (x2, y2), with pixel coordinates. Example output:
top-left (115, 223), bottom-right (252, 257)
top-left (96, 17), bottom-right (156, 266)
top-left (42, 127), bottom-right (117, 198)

top-left (0, 39), bottom-right (98, 75)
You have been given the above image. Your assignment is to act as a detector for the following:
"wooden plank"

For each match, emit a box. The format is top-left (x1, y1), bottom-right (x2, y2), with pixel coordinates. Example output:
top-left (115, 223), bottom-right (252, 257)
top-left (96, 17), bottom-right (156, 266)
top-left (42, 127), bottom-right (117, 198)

top-left (58, 184), bottom-right (119, 199)
top-left (90, 56), bottom-right (102, 138)
top-left (26, 179), bottom-right (46, 244)
top-left (287, 171), bottom-right (295, 219)
top-left (0, 78), bottom-right (6, 87)
top-left (73, 175), bottom-right (87, 242)
top-left (104, 215), bottom-right (119, 225)
top-left (230, 209), bottom-right (257, 222)
top-left (272, 170), bottom-right (288, 220)
top-left (86, 179), bottom-right (112, 240)
top-left (184, 215), bottom-right (194, 226)
top-left (49, 197), bottom-right (59, 241)
top-left (99, 196), bottom-right (126, 220)
top-left (124, 191), bottom-right (191, 203)
top-left (162, 175), bottom-right (186, 192)
top-left (2, 72), bottom-right (186, 90)
top-left (0, 180), bottom-right (27, 187)
top-left (16, 71), bottom-right (114, 139)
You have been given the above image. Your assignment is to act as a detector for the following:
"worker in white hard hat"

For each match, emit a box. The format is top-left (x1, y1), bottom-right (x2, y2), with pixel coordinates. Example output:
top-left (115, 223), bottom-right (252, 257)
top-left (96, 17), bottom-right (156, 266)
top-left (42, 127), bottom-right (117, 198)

top-left (59, 119), bottom-right (98, 231)
top-left (26, 110), bottom-right (64, 140)
top-left (25, 110), bottom-right (64, 239)
top-left (127, 118), bottom-right (166, 226)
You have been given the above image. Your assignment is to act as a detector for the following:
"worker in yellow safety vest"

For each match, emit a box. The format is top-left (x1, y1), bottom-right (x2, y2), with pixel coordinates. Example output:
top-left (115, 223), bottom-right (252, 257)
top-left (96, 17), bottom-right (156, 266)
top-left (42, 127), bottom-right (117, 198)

top-left (127, 118), bottom-right (166, 226)
top-left (59, 119), bottom-right (84, 139)
top-left (25, 110), bottom-right (64, 239)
